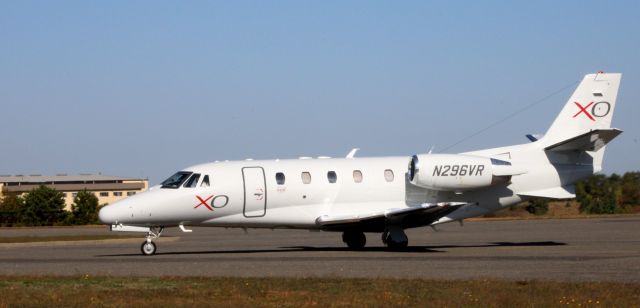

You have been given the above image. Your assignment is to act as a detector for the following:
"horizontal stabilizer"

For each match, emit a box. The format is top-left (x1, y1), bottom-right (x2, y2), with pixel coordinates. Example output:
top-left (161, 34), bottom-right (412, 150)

top-left (518, 185), bottom-right (575, 199)
top-left (544, 129), bottom-right (622, 152)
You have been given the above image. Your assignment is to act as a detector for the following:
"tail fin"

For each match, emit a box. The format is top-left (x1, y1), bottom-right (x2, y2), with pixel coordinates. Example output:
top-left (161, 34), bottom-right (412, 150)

top-left (541, 72), bottom-right (622, 172)
top-left (542, 72), bottom-right (622, 146)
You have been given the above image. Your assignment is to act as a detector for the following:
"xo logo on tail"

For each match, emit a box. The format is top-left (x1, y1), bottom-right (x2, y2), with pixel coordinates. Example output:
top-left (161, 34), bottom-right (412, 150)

top-left (573, 101), bottom-right (611, 121)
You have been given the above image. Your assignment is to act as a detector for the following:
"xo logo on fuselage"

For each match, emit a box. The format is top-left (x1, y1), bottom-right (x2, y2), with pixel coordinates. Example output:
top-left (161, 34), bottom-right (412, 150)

top-left (194, 195), bottom-right (229, 211)
top-left (573, 101), bottom-right (610, 121)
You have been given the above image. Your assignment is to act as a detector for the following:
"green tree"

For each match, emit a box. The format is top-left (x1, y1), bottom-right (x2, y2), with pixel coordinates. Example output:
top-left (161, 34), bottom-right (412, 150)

top-left (576, 174), bottom-right (619, 214)
top-left (20, 185), bottom-right (67, 226)
top-left (620, 172), bottom-right (640, 206)
top-left (71, 189), bottom-right (99, 225)
top-left (525, 198), bottom-right (549, 216)
top-left (0, 189), bottom-right (24, 226)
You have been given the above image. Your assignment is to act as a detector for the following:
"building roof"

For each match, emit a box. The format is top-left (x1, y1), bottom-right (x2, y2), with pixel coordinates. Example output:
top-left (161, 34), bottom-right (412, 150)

top-left (0, 174), bottom-right (146, 184)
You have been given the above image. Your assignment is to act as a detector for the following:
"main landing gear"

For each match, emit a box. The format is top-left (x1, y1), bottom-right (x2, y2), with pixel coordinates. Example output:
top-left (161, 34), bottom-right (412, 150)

top-left (341, 226), bottom-right (409, 250)
top-left (382, 226), bottom-right (408, 249)
top-left (140, 226), bottom-right (164, 256)
top-left (342, 230), bottom-right (366, 249)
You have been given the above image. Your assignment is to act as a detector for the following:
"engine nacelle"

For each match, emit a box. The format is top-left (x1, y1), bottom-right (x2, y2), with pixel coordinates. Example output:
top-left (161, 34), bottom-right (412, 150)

top-left (408, 154), bottom-right (512, 191)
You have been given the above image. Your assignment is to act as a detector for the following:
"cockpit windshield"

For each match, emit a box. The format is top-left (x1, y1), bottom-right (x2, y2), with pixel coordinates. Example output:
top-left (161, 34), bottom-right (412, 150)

top-left (161, 171), bottom-right (193, 189)
top-left (183, 173), bottom-right (201, 188)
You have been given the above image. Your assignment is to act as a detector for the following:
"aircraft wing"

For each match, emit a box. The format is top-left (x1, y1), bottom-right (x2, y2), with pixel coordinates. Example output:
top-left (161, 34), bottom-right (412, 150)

top-left (315, 202), bottom-right (467, 232)
top-left (544, 128), bottom-right (622, 152)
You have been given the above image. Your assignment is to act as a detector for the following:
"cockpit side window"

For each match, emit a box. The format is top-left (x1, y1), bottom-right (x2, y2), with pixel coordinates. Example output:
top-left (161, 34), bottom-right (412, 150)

top-left (201, 175), bottom-right (210, 187)
top-left (183, 173), bottom-right (201, 188)
top-left (161, 171), bottom-right (193, 189)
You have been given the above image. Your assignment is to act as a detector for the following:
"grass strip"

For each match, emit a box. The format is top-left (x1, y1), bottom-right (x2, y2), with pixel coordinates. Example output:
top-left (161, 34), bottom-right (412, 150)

top-left (0, 276), bottom-right (638, 307)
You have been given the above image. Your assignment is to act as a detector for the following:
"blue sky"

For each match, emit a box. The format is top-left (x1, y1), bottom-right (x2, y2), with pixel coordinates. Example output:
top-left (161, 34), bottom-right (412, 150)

top-left (1, 1), bottom-right (639, 184)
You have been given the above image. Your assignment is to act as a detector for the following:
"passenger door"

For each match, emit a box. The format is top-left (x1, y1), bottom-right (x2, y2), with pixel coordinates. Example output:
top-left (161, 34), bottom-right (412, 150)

top-left (242, 167), bottom-right (266, 217)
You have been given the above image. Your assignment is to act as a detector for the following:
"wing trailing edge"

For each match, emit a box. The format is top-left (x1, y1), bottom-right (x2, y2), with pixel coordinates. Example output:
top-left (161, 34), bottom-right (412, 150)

top-left (315, 202), bottom-right (468, 232)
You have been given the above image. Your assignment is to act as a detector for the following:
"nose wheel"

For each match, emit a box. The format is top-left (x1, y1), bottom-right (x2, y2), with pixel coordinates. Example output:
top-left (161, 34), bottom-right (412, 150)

top-left (141, 240), bottom-right (157, 255)
top-left (140, 226), bottom-right (163, 256)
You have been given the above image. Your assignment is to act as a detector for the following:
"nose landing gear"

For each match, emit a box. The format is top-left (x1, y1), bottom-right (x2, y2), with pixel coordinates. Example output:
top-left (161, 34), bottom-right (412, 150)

top-left (141, 241), bottom-right (157, 255)
top-left (140, 226), bottom-right (164, 256)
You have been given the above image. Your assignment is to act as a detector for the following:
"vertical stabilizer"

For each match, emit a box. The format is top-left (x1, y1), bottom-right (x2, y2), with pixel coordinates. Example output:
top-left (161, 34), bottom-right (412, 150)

top-left (542, 73), bottom-right (621, 146)
top-left (541, 72), bottom-right (622, 172)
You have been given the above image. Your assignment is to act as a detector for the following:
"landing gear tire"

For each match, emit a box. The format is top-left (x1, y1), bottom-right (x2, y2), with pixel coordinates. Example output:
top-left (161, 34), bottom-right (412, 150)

top-left (141, 241), bottom-right (157, 255)
top-left (139, 226), bottom-right (163, 256)
top-left (386, 238), bottom-right (408, 250)
top-left (382, 228), bottom-right (408, 250)
top-left (342, 231), bottom-right (366, 250)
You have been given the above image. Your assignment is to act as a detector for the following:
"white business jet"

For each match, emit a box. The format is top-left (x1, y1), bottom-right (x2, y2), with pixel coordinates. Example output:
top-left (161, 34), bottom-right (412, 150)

top-left (99, 72), bottom-right (622, 255)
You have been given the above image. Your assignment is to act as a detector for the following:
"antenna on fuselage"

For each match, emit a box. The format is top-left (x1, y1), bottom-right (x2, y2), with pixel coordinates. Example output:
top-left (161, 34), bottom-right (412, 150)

top-left (346, 148), bottom-right (359, 159)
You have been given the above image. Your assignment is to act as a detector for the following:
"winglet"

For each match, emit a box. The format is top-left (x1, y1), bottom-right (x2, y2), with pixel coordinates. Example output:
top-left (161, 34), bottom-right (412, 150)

top-left (346, 148), bottom-right (359, 158)
top-left (526, 134), bottom-right (543, 142)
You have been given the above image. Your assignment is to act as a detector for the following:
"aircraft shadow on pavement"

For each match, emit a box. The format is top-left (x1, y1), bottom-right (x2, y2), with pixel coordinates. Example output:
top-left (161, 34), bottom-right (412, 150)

top-left (97, 241), bottom-right (565, 257)
top-left (287, 241), bottom-right (566, 251)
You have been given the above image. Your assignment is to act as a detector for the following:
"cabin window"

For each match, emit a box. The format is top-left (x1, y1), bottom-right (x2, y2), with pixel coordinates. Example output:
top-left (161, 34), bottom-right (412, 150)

top-left (384, 169), bottom-right (394, 182)
top-left (183, 173), bottom-right (201, 188)
top-left (301, 172), bottom-right (312, 184)
top-left (161, 171), bottom-right (193, 189)
top-left (201, 175), bottom-right (210, 187)
top-left (327, 171), bottom-right (337, 183)
top-left (353, 170), bottom-right (363, 183)
top-left (276, 172), bottom-right (286, 185)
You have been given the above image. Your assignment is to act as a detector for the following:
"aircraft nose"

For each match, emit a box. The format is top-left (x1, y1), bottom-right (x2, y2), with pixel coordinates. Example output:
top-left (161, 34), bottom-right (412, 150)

top-left (98, 205), bottom-right (118, 224)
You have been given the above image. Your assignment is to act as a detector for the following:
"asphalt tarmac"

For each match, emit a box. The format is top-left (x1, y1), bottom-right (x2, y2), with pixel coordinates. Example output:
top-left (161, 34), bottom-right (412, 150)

top-left (1, 216), bottom-right (639, 282)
